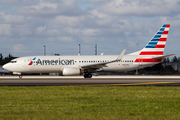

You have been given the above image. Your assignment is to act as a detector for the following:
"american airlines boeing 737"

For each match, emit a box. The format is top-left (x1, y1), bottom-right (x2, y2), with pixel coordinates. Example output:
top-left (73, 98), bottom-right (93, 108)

top-left (3, 24), bottom-right (175, 78)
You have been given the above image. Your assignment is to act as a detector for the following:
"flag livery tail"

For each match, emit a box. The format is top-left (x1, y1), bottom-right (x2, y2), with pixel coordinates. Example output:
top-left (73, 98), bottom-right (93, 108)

top-left (135, 24), bottom-right (170, 63)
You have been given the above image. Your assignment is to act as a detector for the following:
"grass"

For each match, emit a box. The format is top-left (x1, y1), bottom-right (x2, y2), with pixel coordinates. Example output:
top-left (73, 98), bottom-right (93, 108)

top-left (0, 86), bottom-right (180, 120)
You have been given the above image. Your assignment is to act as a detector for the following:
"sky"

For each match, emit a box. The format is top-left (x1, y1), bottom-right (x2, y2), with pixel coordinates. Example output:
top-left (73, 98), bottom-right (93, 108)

top-left (0, 0), bottom-right (180, 57)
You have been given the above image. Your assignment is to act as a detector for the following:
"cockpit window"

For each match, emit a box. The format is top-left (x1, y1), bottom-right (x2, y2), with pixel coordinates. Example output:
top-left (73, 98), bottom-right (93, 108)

top-left (11, 61), bottom-right (17, 63)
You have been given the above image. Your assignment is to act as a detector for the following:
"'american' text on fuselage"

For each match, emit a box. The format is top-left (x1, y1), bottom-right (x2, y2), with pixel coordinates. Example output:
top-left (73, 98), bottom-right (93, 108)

top-left (36, 59), bottom-right (75, 65)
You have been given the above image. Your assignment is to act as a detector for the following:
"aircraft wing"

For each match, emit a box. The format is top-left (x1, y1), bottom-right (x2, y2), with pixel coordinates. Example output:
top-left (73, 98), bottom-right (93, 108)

top-left (80, 49), bottom-right (126, 70)
top-left (153, 54), bottom-right (176, 59)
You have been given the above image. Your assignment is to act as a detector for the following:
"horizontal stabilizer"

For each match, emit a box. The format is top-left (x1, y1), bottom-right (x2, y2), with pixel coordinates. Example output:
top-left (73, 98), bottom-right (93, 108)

top-left (154, 54), bottom-right (176, 59)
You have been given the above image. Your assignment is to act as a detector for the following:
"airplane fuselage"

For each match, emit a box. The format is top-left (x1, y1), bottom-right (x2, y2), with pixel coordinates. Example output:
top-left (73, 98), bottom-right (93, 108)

top-left (3, 55), bottom-right (160, 74)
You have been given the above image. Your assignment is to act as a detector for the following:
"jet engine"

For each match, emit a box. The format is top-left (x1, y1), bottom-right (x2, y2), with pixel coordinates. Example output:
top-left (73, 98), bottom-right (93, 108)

top-left (62, 67), bottom-right (80, 76)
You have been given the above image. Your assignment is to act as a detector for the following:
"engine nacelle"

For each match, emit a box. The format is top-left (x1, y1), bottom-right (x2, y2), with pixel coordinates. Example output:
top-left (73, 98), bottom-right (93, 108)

top-left (62, 67), bottom-right (80, 76)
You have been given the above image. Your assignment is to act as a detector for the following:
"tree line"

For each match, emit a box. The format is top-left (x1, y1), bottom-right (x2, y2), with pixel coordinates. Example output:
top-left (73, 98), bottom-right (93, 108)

top-left (0, 53), bottom-right (17, 65)
top-left (164, 56), bottom-right (180, 63)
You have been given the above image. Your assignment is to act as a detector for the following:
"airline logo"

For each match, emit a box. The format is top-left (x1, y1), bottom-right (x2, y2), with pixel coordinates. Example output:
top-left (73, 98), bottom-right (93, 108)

top-left (135, 24), bottom-right (170, 63)
top-left (28, 57), bottom-right (75, 66)
top-left (36, 59), bottom-right (75, 65)
top-left (28, 57), bottom-right (36, 65)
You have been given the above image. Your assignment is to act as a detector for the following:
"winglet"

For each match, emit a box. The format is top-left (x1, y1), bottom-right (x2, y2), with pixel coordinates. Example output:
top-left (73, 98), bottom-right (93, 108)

top-left (115, 49), bottom-right (126, 61)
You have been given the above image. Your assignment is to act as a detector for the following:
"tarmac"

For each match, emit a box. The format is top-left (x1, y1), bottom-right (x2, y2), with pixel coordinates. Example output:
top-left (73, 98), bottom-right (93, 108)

top-left (0, 75), bottom-right (180, 86)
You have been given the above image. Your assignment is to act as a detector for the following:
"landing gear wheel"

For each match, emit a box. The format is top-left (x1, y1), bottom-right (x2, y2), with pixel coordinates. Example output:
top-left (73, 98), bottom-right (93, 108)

top-left (19, 75), bottom-right (22, 79)
top-left (88, 74), bottom-right (92, 78)
top-left (84, 73), bottom-right (92, 78)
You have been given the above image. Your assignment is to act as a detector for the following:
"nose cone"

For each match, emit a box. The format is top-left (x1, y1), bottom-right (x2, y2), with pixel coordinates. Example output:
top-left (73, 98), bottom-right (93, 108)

top-left (2, 64), bottom-right (11, 71)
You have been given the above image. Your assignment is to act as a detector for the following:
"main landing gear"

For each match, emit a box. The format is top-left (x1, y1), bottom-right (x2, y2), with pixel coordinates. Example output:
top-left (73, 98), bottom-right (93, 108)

top-left (84, 72), bottom-right (92, 78)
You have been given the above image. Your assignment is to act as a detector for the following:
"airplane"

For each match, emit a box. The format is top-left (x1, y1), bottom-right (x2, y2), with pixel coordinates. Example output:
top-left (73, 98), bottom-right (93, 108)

top-left (3, 24), bottom-right (175, 78)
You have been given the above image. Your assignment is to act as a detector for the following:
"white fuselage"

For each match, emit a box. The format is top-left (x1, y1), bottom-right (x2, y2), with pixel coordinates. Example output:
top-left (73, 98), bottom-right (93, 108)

top-left (2, 55), bottom-right (159, 74)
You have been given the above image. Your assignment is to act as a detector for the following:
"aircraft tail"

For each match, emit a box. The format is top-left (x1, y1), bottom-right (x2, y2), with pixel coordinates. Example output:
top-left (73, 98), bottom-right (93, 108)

top-left (139, 24), bottom-right (170, 56)
top-left (130, 24), bottom-right (171, 63)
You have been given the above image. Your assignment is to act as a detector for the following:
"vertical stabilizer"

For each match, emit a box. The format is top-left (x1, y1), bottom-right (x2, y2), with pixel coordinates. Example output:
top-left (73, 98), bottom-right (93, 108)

top-left (139, 24), bottom-right (170, 56)
top-left (135, 24), bottom-right (170, 63)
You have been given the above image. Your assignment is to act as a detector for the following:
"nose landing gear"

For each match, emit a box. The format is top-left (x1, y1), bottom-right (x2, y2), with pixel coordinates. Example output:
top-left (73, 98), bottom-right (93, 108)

top-left (19, 75), bottom-right (22, 79)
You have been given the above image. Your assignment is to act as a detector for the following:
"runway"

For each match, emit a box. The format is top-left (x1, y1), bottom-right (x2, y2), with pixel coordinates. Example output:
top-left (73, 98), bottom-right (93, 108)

top-left (0, 75), bottom-right (180, 86)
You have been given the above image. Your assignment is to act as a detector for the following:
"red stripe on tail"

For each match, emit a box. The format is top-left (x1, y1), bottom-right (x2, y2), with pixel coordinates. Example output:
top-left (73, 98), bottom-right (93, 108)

top-left (159, 38), bottom-right (167, 41)
top-left (139, 51), bottom-right (163, 55)
top-left (166, 24), bottom-right (170, 28)
top-left (155, 45), bottom-right (165, 48)
top-left (162, 31), bottom-right (168, 34)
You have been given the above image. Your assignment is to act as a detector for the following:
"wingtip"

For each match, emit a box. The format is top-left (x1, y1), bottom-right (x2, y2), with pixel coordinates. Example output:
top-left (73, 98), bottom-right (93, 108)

top-left (123, 49), bottom-right (126, 52)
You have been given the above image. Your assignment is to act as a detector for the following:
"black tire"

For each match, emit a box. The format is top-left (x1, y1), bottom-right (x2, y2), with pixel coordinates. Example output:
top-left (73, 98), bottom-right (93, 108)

top-left (84, 74), bottom-right (87, 78)
top-left (88, 74), bottom-right (92, 78)
top-left (84, 73), bottom-right (92, 78)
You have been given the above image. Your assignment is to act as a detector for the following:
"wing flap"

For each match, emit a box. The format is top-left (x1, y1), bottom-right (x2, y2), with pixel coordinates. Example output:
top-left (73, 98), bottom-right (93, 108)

top-left (80, 62), bottom-right (108, 69)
